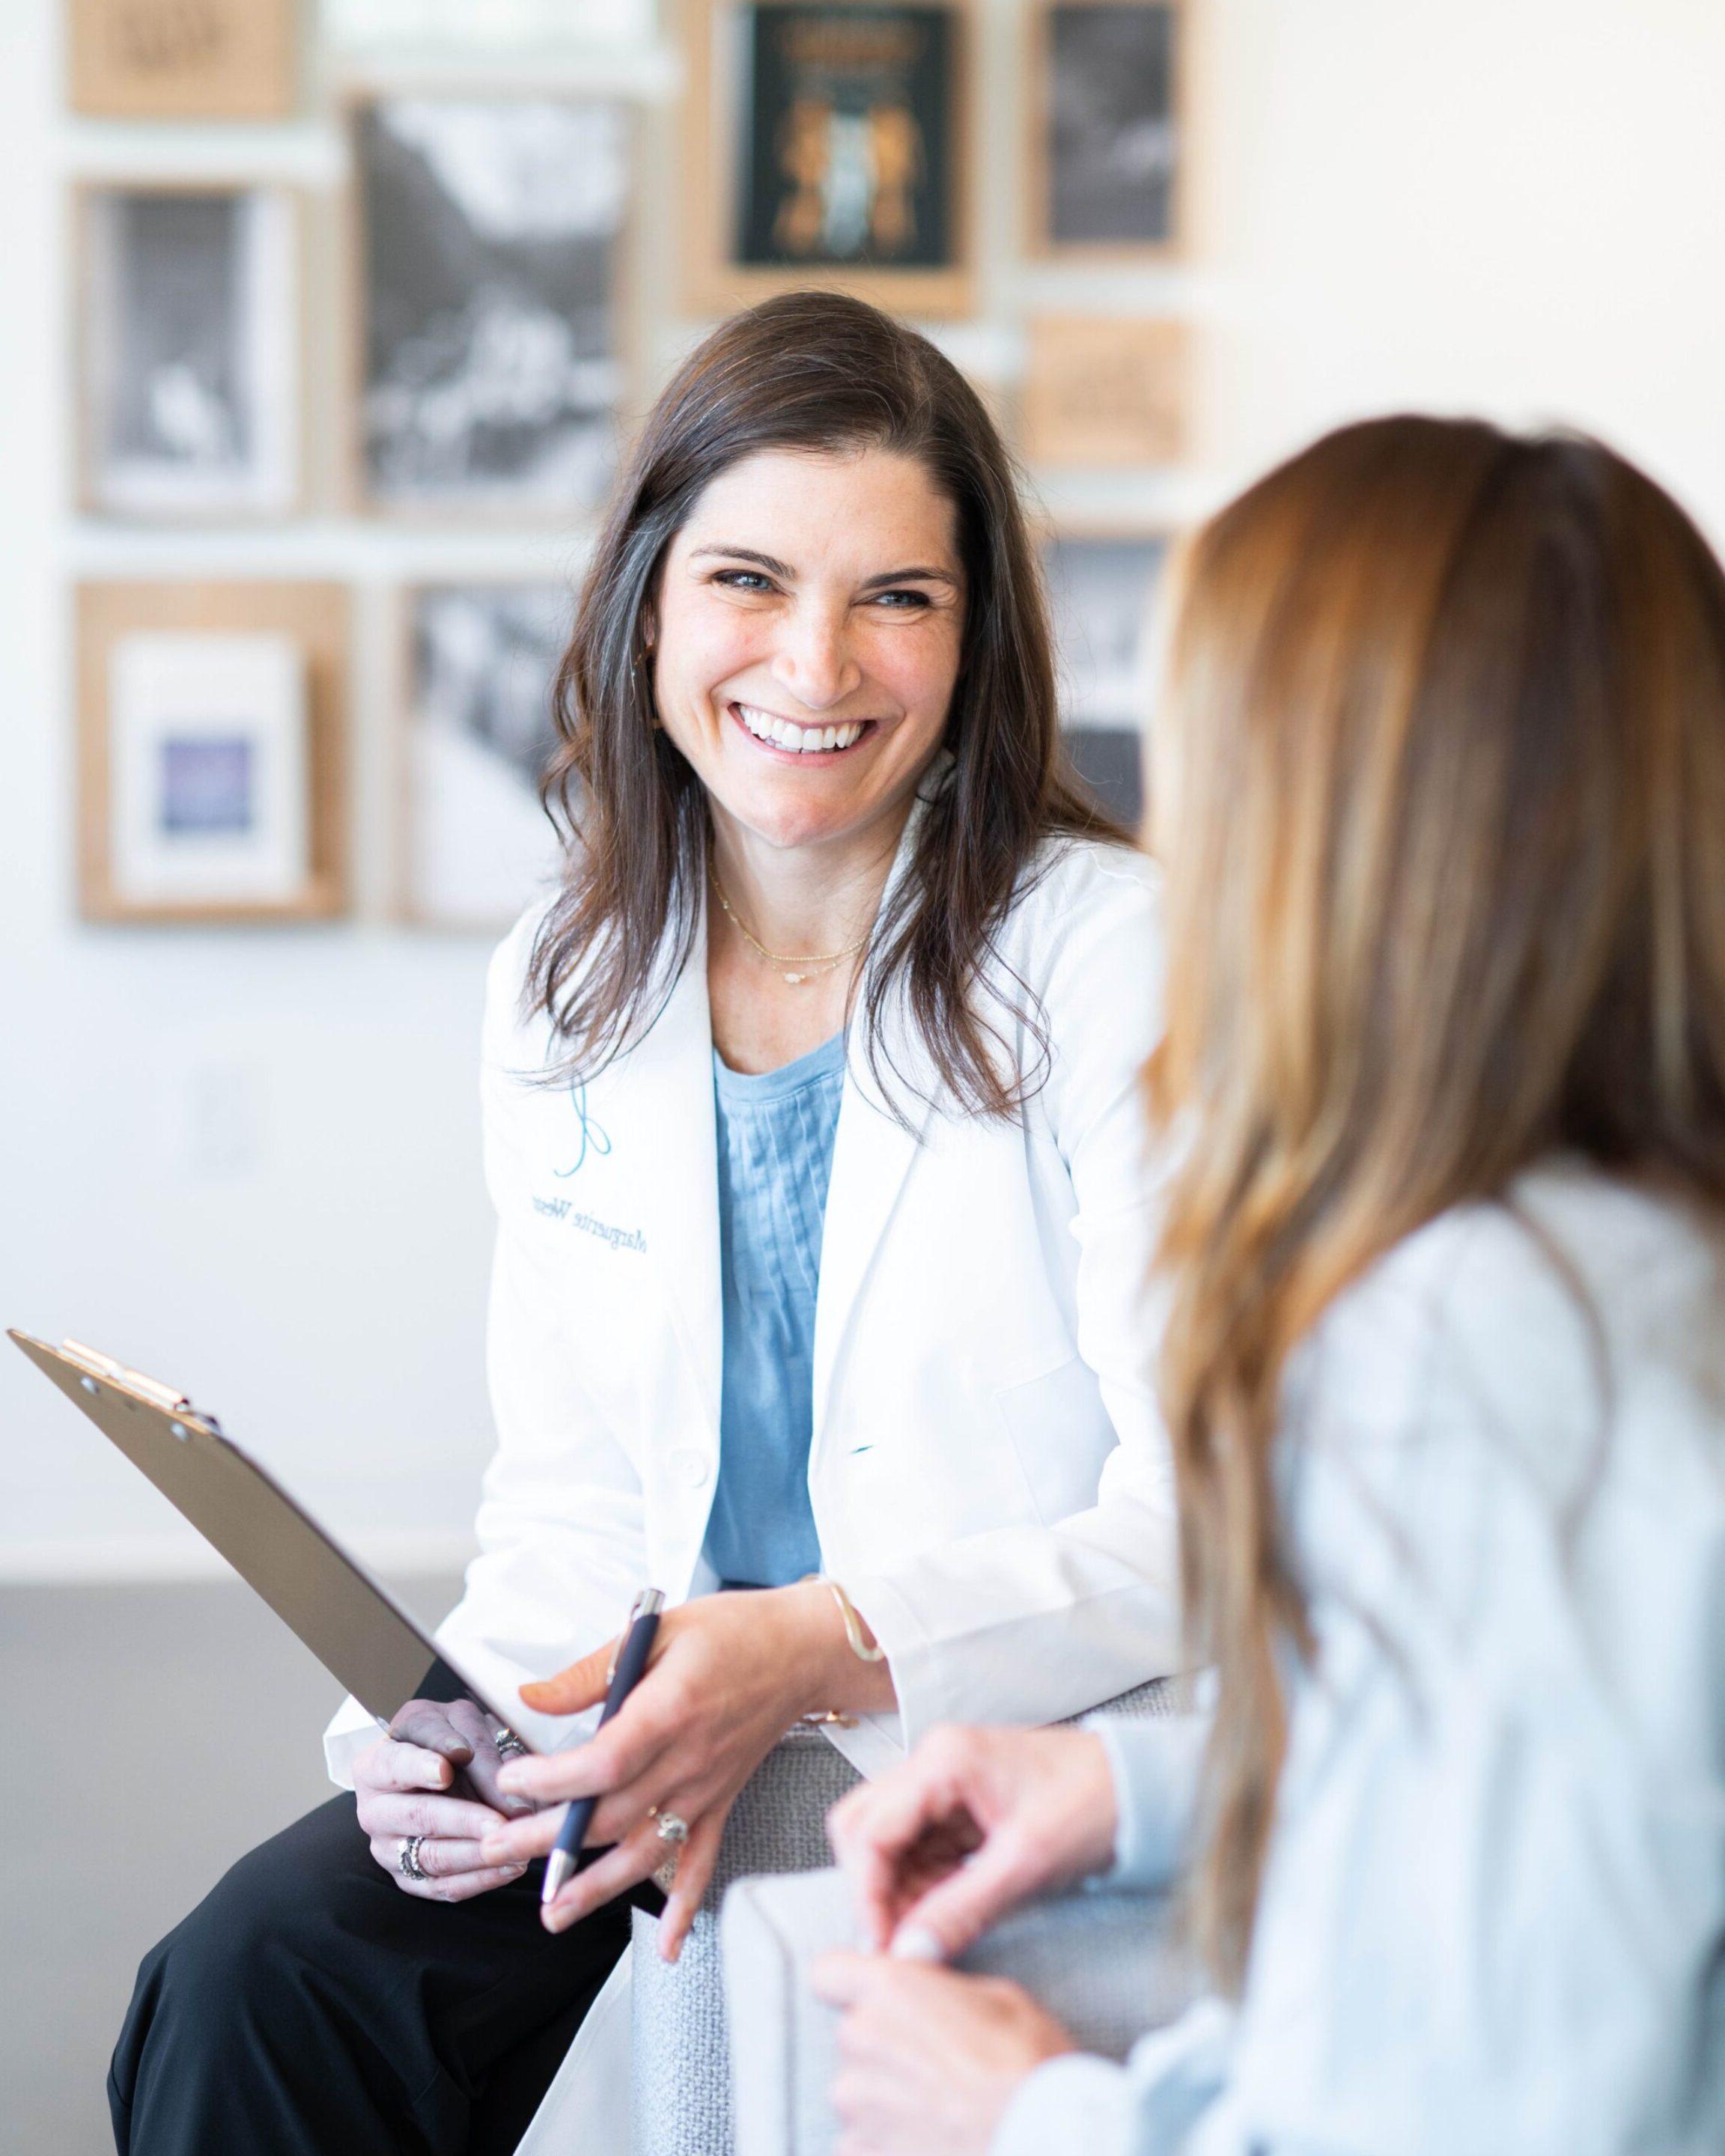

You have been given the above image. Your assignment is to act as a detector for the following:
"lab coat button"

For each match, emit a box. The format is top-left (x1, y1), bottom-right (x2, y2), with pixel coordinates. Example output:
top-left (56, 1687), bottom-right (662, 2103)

top-left (670, 1447), bottom-right (711, 1488)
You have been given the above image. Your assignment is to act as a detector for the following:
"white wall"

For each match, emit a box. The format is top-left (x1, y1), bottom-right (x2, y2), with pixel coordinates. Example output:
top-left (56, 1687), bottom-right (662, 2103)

top-left (5, 0), bottom-right (1724, 1576)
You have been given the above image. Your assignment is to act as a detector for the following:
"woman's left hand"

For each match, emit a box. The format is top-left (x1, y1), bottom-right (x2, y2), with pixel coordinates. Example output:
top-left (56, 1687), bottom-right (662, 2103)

top-left (811, 1954), bottom-right (1076, 2156)
top-left (480, 1583), bottom-right (890, 1958)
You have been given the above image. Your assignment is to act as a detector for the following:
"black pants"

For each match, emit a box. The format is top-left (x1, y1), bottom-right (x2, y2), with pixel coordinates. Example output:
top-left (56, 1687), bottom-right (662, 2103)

top-left (109, 1794), bottom-right (639, 2156)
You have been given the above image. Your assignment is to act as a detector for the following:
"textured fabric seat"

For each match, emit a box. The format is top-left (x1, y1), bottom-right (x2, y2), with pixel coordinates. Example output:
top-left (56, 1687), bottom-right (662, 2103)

top-left (721, 1866), bottom-right (1196, 2156)
top-left (630, 1679), bottom-right (1193, 2156)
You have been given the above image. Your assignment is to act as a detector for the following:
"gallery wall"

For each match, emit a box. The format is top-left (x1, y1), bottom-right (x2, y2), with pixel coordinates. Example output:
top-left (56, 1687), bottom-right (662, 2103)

top-left (4, 0), bottom-right (1725, 1577)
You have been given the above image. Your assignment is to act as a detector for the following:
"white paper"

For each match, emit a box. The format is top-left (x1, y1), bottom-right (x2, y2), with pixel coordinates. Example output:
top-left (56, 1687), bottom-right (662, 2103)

top-left (109, 633), bottom-right (310, 905)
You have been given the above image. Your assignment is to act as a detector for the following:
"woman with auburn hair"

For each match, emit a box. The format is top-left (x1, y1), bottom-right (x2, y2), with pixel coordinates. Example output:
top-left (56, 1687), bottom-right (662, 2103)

top-left (816, 416), bottom-right (1725, 2154)
top-left (111, 290), bottom-right (1184, 2155)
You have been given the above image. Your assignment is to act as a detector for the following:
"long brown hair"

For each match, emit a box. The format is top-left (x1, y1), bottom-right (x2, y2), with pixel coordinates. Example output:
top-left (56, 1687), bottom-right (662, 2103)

top-left (529, 290), bottom-right (1119, 1116)
top-left (1149, 416), bottom-right (1725, 1988)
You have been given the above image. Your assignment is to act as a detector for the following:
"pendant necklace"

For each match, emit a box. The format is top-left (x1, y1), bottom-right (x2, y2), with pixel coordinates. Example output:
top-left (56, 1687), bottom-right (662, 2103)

top-left (710, 872), bottom-right (873, 987)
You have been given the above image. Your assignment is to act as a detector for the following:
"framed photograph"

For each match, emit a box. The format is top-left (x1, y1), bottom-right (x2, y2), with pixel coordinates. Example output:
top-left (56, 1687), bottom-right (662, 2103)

top-left (1027, 0), bottom-right (1181, 258)
top-left (683, 0), bottom-right (974, 317)
top-left (399, 582), bottom-right (573, 930)
top-left (68, 0), bottom-right (298, 119)
top-left (1044, 527), bottom-right (1169, 826)
top-left (77, 582), bottom-right (349, 924)
top-left (1020, 315), bottom-right (1185, 468)
top-left (350, 94), bottom-right (632, 516)
top-left (326, 0), bottom-right (654, 52)
top-left (76, 182), bottom-right (302, 521)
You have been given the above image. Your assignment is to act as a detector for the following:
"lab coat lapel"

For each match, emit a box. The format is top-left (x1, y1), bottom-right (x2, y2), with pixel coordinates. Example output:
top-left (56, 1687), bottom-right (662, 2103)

top-left (813, 1034), bottom-right (929, 1441)
top-left (605, 915), bottom-right (722, 1441)
top-left (812, 800), bottom-right (940, 1442)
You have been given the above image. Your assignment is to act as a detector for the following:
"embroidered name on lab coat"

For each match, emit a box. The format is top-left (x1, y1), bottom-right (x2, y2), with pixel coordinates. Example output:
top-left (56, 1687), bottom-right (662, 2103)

top-left (532, 1195), bottom-right (647, 1253)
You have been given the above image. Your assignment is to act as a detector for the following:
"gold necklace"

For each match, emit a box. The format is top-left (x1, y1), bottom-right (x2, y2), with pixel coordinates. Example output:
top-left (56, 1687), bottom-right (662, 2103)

top-left (710, 873), bottom-right (873, 987)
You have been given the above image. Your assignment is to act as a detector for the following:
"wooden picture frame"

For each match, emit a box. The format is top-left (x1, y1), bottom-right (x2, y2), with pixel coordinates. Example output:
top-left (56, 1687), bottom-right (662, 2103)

top-left (73, 180), bottom-right (305, 523)
top-left (681, 0), bottom-right (975, 318)
top-left (1020, 315), bottom-right (1186, 468)
top-left (1025, 0), bottom-right (1183, 260)
top-left (1041, 520), bottom-right (1169, 828)
top-left (395, 579), bottom-right (573, 931)
top-left (76, 582), bottom-right (349, 925)
top-left (344, 91), bottom-right (636, 520)
top-left (67, 0), bottom-right (299, 121)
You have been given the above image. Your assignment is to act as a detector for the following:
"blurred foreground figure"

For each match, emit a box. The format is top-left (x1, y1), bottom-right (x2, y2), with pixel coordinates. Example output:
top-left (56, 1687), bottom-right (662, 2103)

top-left (818, 417), bottom-right (1725, 2156)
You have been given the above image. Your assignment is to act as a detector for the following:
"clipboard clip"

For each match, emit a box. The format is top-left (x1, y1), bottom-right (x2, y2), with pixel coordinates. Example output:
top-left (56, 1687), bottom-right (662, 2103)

top-left (57, 1339), bottom-right (224, 1433)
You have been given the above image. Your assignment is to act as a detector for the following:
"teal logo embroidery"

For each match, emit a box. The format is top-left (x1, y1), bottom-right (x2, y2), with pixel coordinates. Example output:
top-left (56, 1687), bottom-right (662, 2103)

top-left (554, 1082), bottom-right (612, 1178)
top-left (532, 1195), bottom-right (645, 1253)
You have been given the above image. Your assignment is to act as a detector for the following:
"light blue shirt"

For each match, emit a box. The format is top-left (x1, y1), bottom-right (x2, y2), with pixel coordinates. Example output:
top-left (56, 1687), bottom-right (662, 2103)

top-left (998, 1167), bottom-right (1725, 2156)
top-left (703, 1032), bottom-right (847, 1590)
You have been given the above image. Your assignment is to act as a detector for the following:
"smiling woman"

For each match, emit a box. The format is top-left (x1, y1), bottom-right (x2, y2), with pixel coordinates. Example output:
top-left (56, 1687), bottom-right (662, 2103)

top-left (533, 289), bottom-right (1115, 1103)
top-left (111, 292), bottom-right (1181, 2156)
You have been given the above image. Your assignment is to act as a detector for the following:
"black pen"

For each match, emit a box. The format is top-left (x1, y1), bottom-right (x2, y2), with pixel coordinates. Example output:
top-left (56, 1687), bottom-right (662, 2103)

top-left (541, 1587), bottom-right (665, 1904)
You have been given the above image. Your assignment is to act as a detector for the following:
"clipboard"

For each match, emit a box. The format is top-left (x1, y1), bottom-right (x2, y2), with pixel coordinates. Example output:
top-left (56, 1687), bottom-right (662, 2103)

top-left (8, 1328), bottom-right (537, 1751)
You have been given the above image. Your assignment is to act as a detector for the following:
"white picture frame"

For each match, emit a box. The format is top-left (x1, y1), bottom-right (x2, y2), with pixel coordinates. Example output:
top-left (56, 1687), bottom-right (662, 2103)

top-left (1044, 527), bottom-right (1168, 826)
top-left (398, 581), bottom-right (573, 929)
top-left (77, 182), bottom-right (302, 520)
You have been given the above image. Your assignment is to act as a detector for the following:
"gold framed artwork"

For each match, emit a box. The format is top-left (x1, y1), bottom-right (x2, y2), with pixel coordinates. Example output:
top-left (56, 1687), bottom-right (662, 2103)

top-left (347, 92), bottom-right (634, 517)
top-left (1020, 316), bottom-right (1186, 468)
top-left (74, 180), bottom-right (303, 521)
top-left (67, 0), bottom-right (299, 121)
top-left (76, 582), bottom-right (349, 925)
top-left (396, 580), bottom-right (572, 931)
top-left (1026, 0), bottom-right (1182, 259)
top-left (682, 0), bottom-right (975, 318)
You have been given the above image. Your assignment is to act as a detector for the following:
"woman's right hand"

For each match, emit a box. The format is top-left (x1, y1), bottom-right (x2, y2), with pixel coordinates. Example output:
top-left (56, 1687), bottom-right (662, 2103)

top-left (825, 1725), bottom-right (1119, 1958)
top-left (353, 1699), bottom-right (538, 1903)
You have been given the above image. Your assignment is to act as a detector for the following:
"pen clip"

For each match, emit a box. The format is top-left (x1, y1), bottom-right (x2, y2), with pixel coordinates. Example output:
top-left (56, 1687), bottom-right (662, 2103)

top-left (605, 1586), bottom-right (665, 1683)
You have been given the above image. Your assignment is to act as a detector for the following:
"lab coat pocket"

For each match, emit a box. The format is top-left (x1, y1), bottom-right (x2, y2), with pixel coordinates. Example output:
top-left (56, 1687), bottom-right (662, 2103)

top-left (994, 1353), bottom-right (1112, 1524)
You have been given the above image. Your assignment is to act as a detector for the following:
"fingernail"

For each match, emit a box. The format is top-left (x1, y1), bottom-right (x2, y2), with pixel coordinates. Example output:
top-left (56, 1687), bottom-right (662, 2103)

top-left (889, 1924), bottom-right (946, 1964)
top-left (480, 1839), bottom-right (508, 1862)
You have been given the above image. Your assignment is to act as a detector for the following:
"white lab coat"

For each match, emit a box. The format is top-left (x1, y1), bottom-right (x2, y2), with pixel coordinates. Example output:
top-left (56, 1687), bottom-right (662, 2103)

top-left (323, 819), bottom-right (1187, 2146)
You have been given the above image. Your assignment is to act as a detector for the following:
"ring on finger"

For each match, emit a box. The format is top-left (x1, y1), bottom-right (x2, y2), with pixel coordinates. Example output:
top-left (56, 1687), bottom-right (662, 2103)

top-left (652, 1810), bottom-right (690, 1848)
top-left (397, 1834), bottom-right (430, 1884)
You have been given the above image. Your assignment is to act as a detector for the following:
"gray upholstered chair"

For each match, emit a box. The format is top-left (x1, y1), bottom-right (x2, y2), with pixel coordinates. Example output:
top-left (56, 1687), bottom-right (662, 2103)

top-left (629, 1679), bottom-right (1196, 2156)
top-left (720, 1866), bottom-right (1196, 2156)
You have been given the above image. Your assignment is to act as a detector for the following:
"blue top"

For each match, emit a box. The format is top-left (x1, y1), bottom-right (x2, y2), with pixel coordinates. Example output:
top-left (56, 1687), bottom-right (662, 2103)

top-left (993, 1169), bottom-right (1725, 2156)
top-left (703, 1031), bottom-right (847, 1589)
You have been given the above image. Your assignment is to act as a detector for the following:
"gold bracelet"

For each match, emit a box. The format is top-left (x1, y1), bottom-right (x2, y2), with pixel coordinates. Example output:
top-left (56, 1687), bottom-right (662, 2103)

top-left (801, 1573), bottom-right (886, 1663)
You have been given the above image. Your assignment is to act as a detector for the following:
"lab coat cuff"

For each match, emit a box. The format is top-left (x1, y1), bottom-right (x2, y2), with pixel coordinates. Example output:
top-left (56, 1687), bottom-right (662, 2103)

top-left (1084, 1711), bottom-right (1209, 1892)
top-left (833, 1571), bottom-right (948, 1747)
top-left (323, 1694), bottom-right (383, 1791)
top-left (991, 2053), bottom-right (1140, 2156)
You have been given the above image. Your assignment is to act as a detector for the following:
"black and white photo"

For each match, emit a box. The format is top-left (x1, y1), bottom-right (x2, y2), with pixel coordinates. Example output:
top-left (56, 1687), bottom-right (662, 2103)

top-left (1045, 530), bottom-right (1166, 823)
top-left (401, 582), bottom-right (571, 926)
top-left (79, 183), bottom-right (299, 517)
top-left (353, 97), bottom-right (630, 511)
top-left (1034, 0), bottom-right (1178, 253)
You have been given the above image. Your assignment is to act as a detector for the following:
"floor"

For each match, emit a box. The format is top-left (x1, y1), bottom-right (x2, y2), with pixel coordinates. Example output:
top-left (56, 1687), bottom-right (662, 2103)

top-left (0, 1574), bottom-right (463, 2156)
